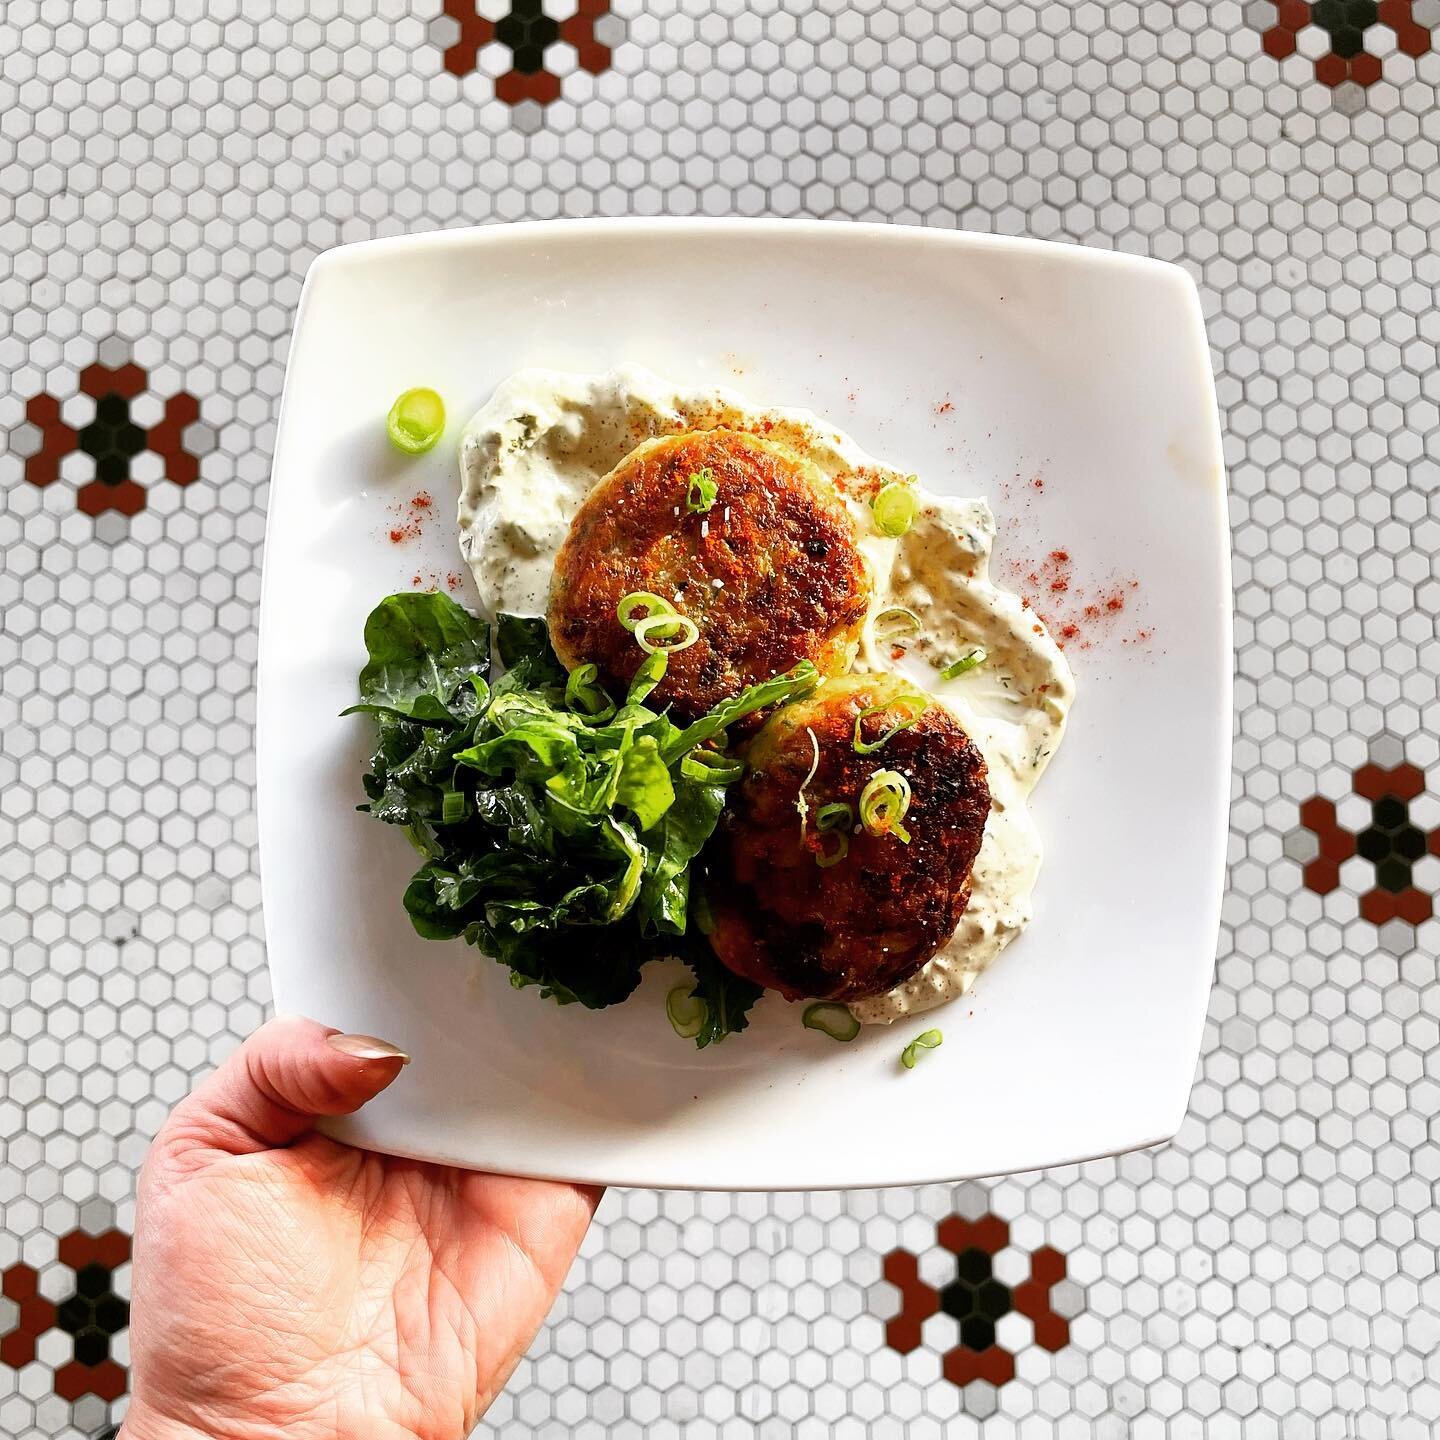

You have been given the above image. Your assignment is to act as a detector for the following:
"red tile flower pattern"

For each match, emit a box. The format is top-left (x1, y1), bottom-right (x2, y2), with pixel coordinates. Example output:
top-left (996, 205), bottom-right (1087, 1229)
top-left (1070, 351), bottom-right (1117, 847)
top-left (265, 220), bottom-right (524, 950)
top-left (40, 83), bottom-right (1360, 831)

top-left (0, 1265), bottom-right (56, 1369)
top-left (0, 1230), bottom-right (130, 1407)
top-left (1296, 761), bottom-right (1437, 925)
top-left (53, 1230), bottom-right (131, 1404)
top-left (12, 351), bottom-right (205, 518)
top-left (1259, 0), bottom-right (1433, 88)
top-left (441, 0), bottom-right (614, 104)
top-left (883, 1210), bottom-right (1076, 1392)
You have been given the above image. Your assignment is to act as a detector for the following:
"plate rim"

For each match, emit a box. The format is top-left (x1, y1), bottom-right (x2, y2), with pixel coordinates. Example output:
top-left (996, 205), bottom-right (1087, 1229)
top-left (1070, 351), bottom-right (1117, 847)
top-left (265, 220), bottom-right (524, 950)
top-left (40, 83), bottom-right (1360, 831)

top-left (260, 218), bottom-right (1231, 1187)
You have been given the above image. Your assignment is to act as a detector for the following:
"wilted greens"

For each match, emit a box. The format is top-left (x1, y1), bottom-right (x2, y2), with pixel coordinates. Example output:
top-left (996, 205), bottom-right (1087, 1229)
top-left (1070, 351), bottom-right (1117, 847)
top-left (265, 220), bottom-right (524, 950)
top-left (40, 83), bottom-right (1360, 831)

top-left (346, 591), bottom-right (817, 1045)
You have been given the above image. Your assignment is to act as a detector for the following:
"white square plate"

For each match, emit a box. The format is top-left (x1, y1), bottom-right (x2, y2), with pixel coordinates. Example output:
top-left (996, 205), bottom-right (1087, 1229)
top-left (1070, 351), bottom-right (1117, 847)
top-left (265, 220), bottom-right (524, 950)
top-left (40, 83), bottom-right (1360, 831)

top-left (259, 220), bottom-right (1229, 1189)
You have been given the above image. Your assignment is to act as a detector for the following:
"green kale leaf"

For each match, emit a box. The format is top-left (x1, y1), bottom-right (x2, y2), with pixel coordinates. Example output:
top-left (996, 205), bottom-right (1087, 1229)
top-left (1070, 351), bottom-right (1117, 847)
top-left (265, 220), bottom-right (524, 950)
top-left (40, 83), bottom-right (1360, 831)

top-left (349, 595), bottom-right (813, 1043)
top-left (343, 591), bottom-right (490, 722)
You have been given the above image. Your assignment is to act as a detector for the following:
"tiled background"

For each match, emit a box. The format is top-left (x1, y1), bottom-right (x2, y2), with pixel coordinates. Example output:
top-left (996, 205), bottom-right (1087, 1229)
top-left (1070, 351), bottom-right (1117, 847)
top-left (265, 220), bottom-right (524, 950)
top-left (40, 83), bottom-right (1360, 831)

top-left (3, 0), bottom-right (1439, 1435)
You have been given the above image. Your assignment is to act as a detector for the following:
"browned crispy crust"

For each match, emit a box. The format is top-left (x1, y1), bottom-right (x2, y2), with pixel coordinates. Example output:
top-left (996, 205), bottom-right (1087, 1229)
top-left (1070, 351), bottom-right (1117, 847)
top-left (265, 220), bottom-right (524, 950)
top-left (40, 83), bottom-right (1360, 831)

top-left (548, 429), bottom-right (870, 724)
top-left (705, 674), bottom-right (992, 1002)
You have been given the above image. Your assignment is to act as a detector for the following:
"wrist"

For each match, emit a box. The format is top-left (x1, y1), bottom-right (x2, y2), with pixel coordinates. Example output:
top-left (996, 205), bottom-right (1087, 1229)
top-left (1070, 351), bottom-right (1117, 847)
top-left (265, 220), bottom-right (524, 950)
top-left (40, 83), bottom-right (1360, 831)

top-left (118, 1402), bottom-right (428, 1440)
top-left (117, 1408), bottom-right (217, 1440)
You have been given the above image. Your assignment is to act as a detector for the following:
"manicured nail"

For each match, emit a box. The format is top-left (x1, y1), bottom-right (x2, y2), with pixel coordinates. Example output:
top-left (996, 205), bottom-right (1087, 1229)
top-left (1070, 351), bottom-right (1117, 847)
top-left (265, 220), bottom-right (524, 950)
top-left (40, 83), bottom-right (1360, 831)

top-left (327, 1032), bottom-right (411, 1064)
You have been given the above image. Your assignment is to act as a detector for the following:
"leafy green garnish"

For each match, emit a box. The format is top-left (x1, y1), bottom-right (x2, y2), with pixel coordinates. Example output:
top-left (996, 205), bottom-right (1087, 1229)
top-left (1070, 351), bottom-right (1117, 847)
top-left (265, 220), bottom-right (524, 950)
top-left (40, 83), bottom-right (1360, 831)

top-left (613, 736), bottom-right (675, 832)
top-left (495, 612), bottom-right (567, 687)
top-left (674, 933), bottom-right (764, 1049)
top-left (637, 780), bottom-right (727, 936)
top-left (665, 660), bottom-right (819, 762)
top-left (564, 663), bottom-right (616, 722)
top-left (342, 592), bottom-right (491, 722)
top-left (627, 650), bottom-right (669, 706)
top-left (349, 595), bottom-right (811, 1043)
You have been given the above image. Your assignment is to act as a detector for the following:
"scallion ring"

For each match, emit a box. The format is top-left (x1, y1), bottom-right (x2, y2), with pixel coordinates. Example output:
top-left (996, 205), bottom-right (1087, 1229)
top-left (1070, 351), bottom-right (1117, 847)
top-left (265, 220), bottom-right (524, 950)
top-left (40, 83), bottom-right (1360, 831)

top-left (440, 789), bottom-right (467, 825)
top-left (680, 748), bottom-right (744, 785)
top-left (853, 693), bottom-right (928, 755)
top-left (386, 387), bottom-right (445, 454)
top-left (802, 1002), bottom-right (860, 1042)
top-left (900, 1028), bottom-right (943, 1068)
top-left (871, 480), bottom-right (918, 538)
top-left (859, 768), bottom-right (913, 844)
top-left (617, 591), bottom-right (683, 637)
top-left (685, 467), bottom-right (718, 514)
top-left (940, 647), bottom-right (987, 680)
top-left (873, 605), bottom-right (922, 642)
top-left (564, 662), bottom-right (616, 721)
top-left (813, 800), bottom-right (852, 867)
top-left (666, 986), bottom-right (708, 1040)
top-left (635, 612), bottom-right (699, 654)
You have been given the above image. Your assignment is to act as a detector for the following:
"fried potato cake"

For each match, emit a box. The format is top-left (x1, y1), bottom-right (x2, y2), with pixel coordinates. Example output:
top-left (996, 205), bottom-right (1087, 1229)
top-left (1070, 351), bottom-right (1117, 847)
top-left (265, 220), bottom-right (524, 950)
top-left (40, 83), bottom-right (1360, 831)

top-left (548, 429), bottom-right (871, 723)
top-left (705, 674), bottom-right (992, 1002)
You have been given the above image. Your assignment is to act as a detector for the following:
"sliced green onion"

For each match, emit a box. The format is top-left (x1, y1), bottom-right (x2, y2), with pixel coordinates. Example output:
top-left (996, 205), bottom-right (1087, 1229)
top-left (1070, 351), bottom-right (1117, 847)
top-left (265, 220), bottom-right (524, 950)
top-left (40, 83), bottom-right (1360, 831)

top-left (873, 605), bottom-right (922, 642)
top-left (628, 650), bottom-right (668, 704)
top-left (815, 829), bottom-right (849, 868)
top-left (564, 663), bottom-right (616, 721)
top-left (815, 800), bottom-right (852, 865)
top-left (871, 480), bottom-right (919, 538)
top-left (795, 725), bottom-right (821, 840)
top-left (386, 387), bottom-right (445, 454)
top-left (685, 467), bottom-right (718, 513)
top-left (817, 800), bottom-right (846, 864)
top-left (853, 693), bottom-right (927, 755)
top-left (667, 985), bottom-right (708, 1040)
top-left (680, 748), bottom-right (744, 785)
top-left (617, 591), bottom-right (682, 636)
top-left (803, 1002), bottom-right (860, 1042)
top-left (859, 768), bottom-right (913, 844)
top-left (635, 612), bottom-right (699, 654)
top-left (940, 648), bottom-right (987, 680)
top-left (441, 789), bottom-right (466, 825)
top-left (900, 1028), bottom-right (943, 1068)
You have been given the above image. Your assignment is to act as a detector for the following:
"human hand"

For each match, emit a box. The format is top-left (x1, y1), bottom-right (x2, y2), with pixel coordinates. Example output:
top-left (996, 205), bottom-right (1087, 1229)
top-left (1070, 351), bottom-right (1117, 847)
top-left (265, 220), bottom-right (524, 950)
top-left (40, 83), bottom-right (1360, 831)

top-left (121, 1016), bottom-right (600, 1440)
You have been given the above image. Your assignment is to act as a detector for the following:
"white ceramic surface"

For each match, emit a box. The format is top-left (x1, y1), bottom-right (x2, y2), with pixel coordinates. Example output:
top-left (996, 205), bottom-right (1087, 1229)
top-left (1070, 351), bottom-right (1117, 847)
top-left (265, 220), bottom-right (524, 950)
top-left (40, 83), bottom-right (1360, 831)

top-left (258, 219), bottom-right (1229, 1189)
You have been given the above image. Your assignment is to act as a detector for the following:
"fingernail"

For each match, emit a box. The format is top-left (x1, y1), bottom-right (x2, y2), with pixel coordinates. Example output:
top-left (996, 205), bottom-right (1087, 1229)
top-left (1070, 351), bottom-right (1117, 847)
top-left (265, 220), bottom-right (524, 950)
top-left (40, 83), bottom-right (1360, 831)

top-left (327, 1032), bottom-right (411, 1064)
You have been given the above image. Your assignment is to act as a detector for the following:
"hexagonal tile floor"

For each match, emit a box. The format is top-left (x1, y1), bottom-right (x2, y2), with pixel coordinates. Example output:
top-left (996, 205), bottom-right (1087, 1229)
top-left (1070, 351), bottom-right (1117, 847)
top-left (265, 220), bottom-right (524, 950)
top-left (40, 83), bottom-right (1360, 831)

top-left (3, 1), bottom-right (1439, 1436)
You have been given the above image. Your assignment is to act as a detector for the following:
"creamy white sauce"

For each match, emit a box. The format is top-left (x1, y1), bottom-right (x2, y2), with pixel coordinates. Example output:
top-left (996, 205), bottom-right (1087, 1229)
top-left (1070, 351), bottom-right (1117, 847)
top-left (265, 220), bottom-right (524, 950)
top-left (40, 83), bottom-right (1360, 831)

top-left (458, 366), bottom-right (1073, 1025)
top-left (848, 495), bottom-right (1073, 1024)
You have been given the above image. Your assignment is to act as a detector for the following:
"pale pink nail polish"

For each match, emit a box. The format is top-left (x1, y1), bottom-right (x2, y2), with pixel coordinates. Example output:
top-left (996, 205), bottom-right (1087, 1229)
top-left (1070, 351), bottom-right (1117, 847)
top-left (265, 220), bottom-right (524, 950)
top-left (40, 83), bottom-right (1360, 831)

top-left (327, 1032), bottom-right (411, 1064)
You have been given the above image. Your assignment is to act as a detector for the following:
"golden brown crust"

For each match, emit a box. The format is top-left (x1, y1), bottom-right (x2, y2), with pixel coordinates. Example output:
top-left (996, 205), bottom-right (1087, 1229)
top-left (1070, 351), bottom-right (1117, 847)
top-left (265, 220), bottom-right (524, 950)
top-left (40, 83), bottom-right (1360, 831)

top-left (548, 429), bottom-right (871, 724)
top-left (705, 674), bottom-right (992, 1002)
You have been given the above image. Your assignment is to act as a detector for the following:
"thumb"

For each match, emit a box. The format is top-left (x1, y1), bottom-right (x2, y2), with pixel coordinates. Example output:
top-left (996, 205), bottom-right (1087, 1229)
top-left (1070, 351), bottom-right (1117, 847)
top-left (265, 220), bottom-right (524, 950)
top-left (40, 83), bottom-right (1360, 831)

top-left (161, 1014), bottom-right (409, 1158)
